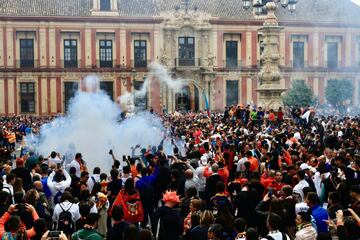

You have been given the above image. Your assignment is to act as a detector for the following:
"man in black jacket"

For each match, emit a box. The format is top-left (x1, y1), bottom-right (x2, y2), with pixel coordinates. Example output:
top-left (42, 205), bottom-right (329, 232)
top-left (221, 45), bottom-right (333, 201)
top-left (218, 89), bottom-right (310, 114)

top-left (11, 158), bottom-right (32, 191)
top-left (205, 163), bottom-right (222, 207)
top-left (106, 205), bottom-right (129, 240)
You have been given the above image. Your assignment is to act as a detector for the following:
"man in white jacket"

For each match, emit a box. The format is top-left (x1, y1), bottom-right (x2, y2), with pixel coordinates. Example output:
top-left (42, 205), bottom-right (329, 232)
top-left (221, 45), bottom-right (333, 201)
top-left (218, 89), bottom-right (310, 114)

top-left (47, 168), bottom-right (72, 205)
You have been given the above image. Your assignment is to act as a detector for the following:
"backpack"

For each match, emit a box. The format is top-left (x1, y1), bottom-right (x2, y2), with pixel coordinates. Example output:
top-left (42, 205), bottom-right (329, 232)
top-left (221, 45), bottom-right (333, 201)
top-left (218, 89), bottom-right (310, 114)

top-left (58, 203), bottom-right (75, 234)
top-left (54, 191), bottom-right (63, 205)
top-left (117, 189), bottom-right (144, 223)
top-left (2, 186), bottom-right (13, 205)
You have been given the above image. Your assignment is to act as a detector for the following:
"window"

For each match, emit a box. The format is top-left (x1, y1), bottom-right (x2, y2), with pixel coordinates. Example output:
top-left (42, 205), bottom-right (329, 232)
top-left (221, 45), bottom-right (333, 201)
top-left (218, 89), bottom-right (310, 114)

top-left (293, 41), bottom-right (305, 68)
top-left (327, 42), bottom-right (338, 68)
top-left (99, 40), bottom-right (113, 68)
top-left (20, 39), bottom-right (34, 68)
top-left (64, 39), bottom-right (78, 68)
top-left (226, 80), bottom-right (239, 107)
top-left (133, 81), bottom-right (147, 110)
top-left (100, 0), bottom-right (111, 11)
top-left (178, 37), bottom-right (195, 66)
top-left (64, 82), bottom-right (79, 112)
top-left (100, 81), bottom-right (114, 100)
top-left (134, 40), bottom-right (147, 68)
top-left (226, 41), bottom-right (238, 68)
top-left (20, 83), bottom-right (35, 113)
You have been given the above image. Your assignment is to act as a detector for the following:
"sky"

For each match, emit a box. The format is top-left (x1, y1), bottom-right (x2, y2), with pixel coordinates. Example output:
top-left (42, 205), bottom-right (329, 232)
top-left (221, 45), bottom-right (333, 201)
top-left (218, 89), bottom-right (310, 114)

top-left (351, 0), bottom-right (360, 6)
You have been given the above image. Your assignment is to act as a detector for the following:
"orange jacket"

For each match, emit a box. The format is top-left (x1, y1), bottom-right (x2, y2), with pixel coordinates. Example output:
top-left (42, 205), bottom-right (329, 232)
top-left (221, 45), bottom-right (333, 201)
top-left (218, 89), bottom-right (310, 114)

top-left (248, 157), bottom-right (259, 172)
top-left (0, 211), bottom-right (39, 239)
top-left (277, 150), bottom-right (292, 168)
top-left (218, 167), bottom-right (229, 186)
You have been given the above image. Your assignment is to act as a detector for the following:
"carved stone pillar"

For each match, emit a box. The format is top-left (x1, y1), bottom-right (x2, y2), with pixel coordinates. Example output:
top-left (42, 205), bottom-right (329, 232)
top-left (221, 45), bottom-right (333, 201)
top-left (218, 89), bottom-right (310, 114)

top-left (256, 2), bottom-right (286, 110)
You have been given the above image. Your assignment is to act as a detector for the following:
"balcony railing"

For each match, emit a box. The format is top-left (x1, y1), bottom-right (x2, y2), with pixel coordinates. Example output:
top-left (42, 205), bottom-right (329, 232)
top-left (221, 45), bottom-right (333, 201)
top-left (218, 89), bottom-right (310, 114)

top-left (130, 60), bottom-right (150, 69)
top-left (60, 60), bottom-right (81, 68)
top-left (174, 58), bottom-right (202, 68)
top-left (325, 61), bottom-right (342, 69)
top-left (289, 60), bottom-right (309, 69)
top-left (223, 60), bottom-right (242, 70)
top-left (15, 60), bottom-right (39, 68)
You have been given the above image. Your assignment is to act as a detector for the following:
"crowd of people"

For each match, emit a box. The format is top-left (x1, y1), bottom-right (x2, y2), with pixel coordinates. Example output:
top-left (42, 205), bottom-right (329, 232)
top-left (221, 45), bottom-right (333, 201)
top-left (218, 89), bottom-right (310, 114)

top-left (0, 104), bottom-right (359, 240)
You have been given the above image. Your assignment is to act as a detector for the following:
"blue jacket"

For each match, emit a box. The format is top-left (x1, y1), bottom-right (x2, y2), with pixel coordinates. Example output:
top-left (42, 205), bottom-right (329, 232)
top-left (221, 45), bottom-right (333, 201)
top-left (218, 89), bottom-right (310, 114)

top-left (311, 204), bottom-right (329, 233)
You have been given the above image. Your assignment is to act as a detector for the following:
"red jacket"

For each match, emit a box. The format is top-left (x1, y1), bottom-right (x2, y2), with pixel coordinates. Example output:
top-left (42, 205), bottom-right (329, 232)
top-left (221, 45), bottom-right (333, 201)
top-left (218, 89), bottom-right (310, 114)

top-left (0, 211), bottom-right (39, 239)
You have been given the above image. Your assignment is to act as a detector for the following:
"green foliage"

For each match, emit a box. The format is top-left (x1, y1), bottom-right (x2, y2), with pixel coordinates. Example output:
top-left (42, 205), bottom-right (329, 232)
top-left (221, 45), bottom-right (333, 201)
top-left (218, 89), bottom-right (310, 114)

top-left (282, 80), bottom-right (315, 107)
top-left (325, 79), bottom-right (353, 107)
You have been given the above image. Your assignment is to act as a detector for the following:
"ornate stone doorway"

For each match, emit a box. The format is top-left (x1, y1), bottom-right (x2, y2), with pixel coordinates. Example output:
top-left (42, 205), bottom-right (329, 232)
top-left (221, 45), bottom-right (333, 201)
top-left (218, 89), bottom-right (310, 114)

top-left (175, 86), bottom-right (190, 111)
top-left (175, 84), bottom-right (200, 112)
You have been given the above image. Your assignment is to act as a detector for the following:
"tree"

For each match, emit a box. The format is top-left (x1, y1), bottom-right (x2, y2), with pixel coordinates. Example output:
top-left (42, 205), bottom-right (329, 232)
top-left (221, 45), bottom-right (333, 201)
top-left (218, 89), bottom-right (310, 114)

top-left (282, 80), bottom-right (315, 107)
top-left (325, 79), bottom-right (353, 108)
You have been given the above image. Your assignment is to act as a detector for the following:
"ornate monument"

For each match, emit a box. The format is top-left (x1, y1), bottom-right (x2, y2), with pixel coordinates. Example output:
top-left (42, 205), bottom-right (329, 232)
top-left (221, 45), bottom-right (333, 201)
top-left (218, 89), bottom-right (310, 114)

top-left (256, 2), bottom-right (286, 110)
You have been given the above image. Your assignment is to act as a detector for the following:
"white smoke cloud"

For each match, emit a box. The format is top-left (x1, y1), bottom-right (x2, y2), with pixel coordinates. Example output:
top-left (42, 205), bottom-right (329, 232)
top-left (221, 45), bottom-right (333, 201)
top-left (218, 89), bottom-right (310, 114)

top-left (28, 63), bottom-right (187, 172)
top-left (118, 62), bottom-right (188, 111)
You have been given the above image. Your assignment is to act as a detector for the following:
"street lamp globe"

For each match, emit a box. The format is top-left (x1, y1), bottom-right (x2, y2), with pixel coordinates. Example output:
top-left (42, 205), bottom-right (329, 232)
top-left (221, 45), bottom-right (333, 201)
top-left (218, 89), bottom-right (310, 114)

top-left (281, 0), bottom-right (289, 8)
top-left (253, 0), bottom-right (264, 15)
top-left (288, 0), bottom-right (298, 13)
top-left (242, 0), bottom-right (251, 10)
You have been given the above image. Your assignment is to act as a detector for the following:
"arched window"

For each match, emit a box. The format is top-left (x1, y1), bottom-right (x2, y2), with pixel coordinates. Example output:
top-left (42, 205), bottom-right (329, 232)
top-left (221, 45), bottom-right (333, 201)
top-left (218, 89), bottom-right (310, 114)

top-left (100, 0), bottom-right (111, 11)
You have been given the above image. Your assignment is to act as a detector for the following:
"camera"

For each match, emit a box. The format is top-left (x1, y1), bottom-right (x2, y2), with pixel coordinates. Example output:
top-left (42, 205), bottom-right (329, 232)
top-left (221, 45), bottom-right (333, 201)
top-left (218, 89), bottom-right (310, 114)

top-left (48, 231), bottom-right (61, 240)
top-left (15, 203), bottom-right (26, 213)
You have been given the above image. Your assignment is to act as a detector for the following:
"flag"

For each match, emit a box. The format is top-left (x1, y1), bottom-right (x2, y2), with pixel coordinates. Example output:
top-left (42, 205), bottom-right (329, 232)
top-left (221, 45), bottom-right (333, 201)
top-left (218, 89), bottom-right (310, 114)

top-left (203, 90), bottom-right (210, 118)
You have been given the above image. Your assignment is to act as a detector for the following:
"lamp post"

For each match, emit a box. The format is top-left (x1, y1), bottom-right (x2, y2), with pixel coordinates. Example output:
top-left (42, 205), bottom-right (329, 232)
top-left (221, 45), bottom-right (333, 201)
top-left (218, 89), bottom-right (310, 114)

top-left (242, 0), bottom-right (299, 110)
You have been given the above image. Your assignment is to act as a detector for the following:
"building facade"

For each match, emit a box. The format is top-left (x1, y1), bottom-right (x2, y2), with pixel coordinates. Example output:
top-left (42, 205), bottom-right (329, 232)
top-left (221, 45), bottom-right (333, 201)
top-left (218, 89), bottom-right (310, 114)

top-left (0, 0), bottom-right (360, 115)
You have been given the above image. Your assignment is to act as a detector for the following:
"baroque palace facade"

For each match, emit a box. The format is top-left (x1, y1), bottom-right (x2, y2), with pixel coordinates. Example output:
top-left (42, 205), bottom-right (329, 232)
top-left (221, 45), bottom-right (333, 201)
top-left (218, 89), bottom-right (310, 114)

top-left (0, 0), bottom-right (360, 115)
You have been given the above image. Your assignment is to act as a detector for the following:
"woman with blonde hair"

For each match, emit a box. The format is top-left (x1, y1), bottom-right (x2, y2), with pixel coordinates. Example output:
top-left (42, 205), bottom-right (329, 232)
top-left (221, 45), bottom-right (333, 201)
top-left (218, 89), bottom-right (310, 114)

top-left (190, 210), bottom-right (215, 240)
top-left (183, 199), bottom-right (202, 236)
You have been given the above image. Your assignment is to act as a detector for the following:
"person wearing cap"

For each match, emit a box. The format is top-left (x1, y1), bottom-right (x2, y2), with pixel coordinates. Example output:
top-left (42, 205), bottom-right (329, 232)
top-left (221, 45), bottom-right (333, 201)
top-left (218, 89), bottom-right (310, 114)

top-left (153, 190), bottom-right (182, 240)
top-left (72, 213), bottom-right (103, 240)
top-left (11, 157), bottom-right (32, 191)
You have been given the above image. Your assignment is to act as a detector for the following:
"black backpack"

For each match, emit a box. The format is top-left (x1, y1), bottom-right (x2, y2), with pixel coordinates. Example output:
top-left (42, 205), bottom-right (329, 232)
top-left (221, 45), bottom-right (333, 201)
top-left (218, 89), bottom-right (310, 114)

top-left (57, 203), bottom-right (75, 234)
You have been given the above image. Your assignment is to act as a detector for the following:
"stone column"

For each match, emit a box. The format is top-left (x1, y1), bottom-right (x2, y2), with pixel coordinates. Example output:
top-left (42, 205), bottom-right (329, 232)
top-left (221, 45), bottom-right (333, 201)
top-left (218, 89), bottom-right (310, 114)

top-left (256, 2), bottom-right (286, 110)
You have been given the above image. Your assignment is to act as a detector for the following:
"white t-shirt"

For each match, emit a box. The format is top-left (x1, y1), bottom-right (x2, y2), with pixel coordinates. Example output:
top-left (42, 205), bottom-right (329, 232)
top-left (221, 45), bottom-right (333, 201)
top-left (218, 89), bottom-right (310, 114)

top-left (48, 156), bottom-right (61, 166)
top-left (293, 179), bottom-right (309, 202)
top-left (261, 230), bottom-right (290, 240)
top-left (52, 201), bottom-right (80, 223)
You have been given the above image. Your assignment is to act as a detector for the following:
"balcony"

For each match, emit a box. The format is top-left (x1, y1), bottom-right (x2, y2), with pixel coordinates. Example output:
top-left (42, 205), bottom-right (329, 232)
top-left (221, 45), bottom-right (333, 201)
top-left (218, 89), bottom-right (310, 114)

top-left (94, 60), bottom-right (115, 68)
top-left (223, 60), bottom-right (242, 70)
top-left (130, 60), bottom-right (150, 70)
top-left (325, 61), bottom-right (341, 69)
top-left (289, 60), bottom-right (309, 69)
top-left (15, 60), bottom-right (39, 68)
top-left (61, 60), bottom-right (81, 68)
top-left (174, 58), bottom-right (202, 69)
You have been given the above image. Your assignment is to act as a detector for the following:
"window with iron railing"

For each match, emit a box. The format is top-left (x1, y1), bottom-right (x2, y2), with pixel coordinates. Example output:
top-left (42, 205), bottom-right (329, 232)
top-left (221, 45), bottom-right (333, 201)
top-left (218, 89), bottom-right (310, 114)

top-left (20, 82), bottom-right (35, 113)
top-left (64, 82), bottom-right (79, 112)
top-left (327, 42), bottom-right (338, 68)
top-left (134, 40), bottom-right (147, 68)
top-left (293, 41), bottom-right (305, 68)
top-left (20, 39), bottom-right (34, 68)
top-left (99, 40), bottom-right (113, 68)
top-left (178, 37), bottom-right (195, 66)
top-left (226, 41), bottom-right (238, 68)
top-left (64, 39), bottom-right (78, 68)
